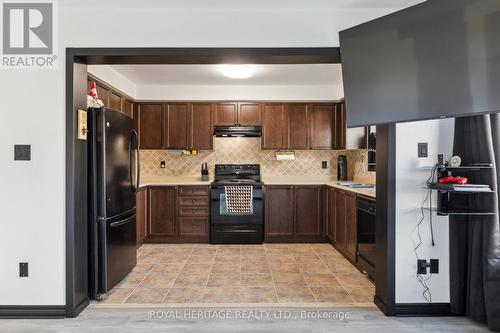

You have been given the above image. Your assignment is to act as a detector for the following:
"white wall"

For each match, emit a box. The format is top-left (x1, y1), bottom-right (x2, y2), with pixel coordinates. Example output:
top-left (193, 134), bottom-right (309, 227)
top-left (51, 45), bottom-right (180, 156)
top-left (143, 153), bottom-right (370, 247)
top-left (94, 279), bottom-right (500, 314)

top-left (87, 65), bottom-right (137, 98)
top-left (0, 1), bottom-right (420, 306)
top-left (135, 84), bottom-right (343, 101)
top-left (395, 119), bottom-right (455, 303)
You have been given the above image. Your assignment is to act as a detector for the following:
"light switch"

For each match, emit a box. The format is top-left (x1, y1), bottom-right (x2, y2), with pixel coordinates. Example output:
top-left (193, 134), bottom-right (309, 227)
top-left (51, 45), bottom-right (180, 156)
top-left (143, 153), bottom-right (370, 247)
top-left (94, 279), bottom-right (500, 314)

top-left (418, 143), bottom-right (428, 158)
top-left (14, 145), bottom-right (31, 161)
top-left (77, 109), bottom-right (88, 140)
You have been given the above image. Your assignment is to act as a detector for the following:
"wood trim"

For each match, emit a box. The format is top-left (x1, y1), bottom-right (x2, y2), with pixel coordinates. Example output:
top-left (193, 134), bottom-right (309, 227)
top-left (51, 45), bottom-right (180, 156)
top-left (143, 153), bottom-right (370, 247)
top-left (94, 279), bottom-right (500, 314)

top-left (0, 305), bottom-right (67, 318)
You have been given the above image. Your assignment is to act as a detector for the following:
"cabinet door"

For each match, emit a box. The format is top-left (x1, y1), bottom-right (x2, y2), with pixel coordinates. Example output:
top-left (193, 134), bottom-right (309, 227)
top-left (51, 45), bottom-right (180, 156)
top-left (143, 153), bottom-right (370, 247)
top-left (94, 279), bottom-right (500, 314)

top-left (109, 91), bottom-right (123, 112)
top-left (262, 103), bottom-right (286, 150)
top-left (138, 103), bottom-right (163, 149)
top-left (190, 103), bottom-right (213, 150)
top-left (166, 103), bottom-right (189, 149)
top-left (335, 102), bottom-right (347, 149)
top-left (95, 83), bottom-right (110, 107)
top-left (148, 187), bottom-right (177, 237)
top-left (214, 102), bottom-right (238, 126)
top-left (286, 103), bottom-right (308, 150)
top-left (123, 99), bottom-right (133, 118)
top-left (334, 189), bottom-right (346, 250)
top-left (345, 192), bottom-right (357, 261)
top-left (309, 104), bottom-right (335, 149)
top-left (294, 186), bottom-right (322, 237)
top-left (265, 186), bottom-right (294, 239)
top-left (238, 102), bottom-right (261, 126)
top-left (136, 188), bottom-right (147, 245)
top-left (326, 187), bottom-right (336, 241)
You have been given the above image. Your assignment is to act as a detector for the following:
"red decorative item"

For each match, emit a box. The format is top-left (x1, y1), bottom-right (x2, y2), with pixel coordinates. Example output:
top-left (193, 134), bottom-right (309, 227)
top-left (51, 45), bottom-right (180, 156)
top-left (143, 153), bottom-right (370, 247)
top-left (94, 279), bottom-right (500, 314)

top-left (438, 176), bottom-right (468, 184)
top-left (88, 81), bottom-right (98, 98)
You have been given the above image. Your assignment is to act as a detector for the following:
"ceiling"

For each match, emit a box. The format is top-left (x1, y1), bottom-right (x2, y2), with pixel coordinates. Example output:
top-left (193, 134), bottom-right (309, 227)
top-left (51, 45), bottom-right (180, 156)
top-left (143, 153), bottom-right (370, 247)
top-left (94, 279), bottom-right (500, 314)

top-left (110, 64), bottom-right (343, 86)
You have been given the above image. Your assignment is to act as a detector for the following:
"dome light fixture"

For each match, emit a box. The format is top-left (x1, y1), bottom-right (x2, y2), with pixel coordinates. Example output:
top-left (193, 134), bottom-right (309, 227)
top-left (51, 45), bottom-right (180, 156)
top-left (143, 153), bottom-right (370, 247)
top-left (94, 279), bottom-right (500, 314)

top-left (218, 65), bottom-right (254, 79)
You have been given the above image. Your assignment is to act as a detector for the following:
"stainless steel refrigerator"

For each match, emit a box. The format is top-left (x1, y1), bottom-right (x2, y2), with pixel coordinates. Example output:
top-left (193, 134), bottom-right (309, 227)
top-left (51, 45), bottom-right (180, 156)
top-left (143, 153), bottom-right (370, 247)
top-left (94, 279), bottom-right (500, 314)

top-left (88, 107), bottom-right (140, 299)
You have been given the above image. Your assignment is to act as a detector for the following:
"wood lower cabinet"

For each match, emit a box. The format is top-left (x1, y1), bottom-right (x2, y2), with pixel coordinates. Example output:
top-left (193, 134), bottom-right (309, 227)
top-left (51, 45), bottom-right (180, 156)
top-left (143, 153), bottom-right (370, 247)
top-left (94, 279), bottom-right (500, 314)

top-left (294, 186), bottom-right (323, 237)
top-left (137, 103), bottom-right (163, 149)
top-left (146, 185), bottom-right (209, 243)
top-left (148, 186), bottom-right (177, 239)
top-left (265, 185), bottom-right (324, 242)
top-left (136, 187), bottom-right (148, 246)
top-left (326, 187), bottom-right (335, 242)
top-left (330, 187), bottom-right (357, 262)
top-left (265, 186), bottom-right (294, 239)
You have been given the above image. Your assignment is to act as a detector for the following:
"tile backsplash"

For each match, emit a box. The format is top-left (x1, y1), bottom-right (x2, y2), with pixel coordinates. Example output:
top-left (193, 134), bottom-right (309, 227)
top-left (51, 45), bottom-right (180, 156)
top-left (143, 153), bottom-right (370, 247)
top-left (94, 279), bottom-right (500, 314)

top-left (141, 137), bottom-right (375, 182)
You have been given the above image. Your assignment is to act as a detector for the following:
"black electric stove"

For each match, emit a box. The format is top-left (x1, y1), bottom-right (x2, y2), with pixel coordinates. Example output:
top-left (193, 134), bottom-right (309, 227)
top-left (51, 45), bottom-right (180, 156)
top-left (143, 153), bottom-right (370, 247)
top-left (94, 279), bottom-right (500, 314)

top-left (210, 164), bottom-right (263, 244)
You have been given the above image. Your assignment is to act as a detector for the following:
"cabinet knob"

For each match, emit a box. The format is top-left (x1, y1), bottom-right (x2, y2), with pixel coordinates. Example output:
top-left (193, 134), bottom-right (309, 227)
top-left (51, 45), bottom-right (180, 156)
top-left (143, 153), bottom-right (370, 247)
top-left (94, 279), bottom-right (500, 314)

top-left (192, 199), bottom-right (196, 203)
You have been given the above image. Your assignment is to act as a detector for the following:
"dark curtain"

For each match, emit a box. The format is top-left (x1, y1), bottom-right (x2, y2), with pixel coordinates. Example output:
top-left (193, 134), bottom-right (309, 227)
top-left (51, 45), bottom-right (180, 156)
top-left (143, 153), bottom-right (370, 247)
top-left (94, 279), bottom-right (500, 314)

top-left (450, 114), bottom-right (500, 331)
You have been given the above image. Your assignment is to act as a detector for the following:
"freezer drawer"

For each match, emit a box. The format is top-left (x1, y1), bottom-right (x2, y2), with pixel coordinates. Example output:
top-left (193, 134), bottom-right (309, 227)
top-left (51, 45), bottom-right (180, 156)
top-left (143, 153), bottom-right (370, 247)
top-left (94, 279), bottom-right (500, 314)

top-left (99, 214), bottom-right (137, 293)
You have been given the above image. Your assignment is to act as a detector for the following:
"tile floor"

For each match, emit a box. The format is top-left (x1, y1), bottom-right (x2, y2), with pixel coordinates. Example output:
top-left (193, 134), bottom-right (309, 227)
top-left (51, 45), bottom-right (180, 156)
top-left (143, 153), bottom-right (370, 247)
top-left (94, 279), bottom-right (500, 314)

top-left (100, 243), bottom-right (374, 305)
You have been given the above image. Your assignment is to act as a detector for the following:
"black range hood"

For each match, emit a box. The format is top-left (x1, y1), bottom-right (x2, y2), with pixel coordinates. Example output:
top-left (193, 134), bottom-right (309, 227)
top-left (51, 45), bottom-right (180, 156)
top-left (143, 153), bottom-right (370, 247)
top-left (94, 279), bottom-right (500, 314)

top-left (214, 126), bottom-right (261, 137)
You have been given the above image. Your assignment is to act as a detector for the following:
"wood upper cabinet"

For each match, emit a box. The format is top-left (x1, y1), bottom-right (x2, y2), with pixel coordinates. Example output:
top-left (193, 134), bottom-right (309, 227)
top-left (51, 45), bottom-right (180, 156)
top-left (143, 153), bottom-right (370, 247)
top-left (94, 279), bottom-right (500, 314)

top-left (95, 83), bottom-right (110, 107)
top-left (345, 191), bottom-right (357, 261)
top-left (136, 187), bottom-right (148, 245)
top-left (265, 186), bottom-right (294, 238)
top-left (335, 101), bottom-right (347, 149)
top-left (109, 91), bottom-right (123, 112)
top-left (286, 103), bottom-right (308, 150)
top-left (262, 103), bottom-right (287, 150)
top-left (165, 103), bottom-right (189, 149)
top-left (334, 189), bottom-right (347, 250)
top-left (214, 102), bottom-right (238, 126)
top-left (294, 186), bottom-right (322, 237)
top-left (148, 187), bottom-right (177, 238)
top-left (309, 103), bottom-right (335, 149)
top-left (190, 103), bottom-right (213, 150)
top-left (137, 103), bottom-right (163, 149)
top-left (238, 102), bottom-right (261, 126)
top-left (123, 99), bottom-right (134, 118)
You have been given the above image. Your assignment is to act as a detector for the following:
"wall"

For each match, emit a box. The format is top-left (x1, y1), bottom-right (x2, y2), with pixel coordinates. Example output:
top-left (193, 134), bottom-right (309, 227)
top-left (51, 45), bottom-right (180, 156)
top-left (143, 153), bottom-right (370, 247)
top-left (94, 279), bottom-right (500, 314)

top-left (0, 1), bottom-right (418, 306)
top-left (141, 137), bottom-right (375, 182)
top-left (395, 119), bottom-right (455, 303)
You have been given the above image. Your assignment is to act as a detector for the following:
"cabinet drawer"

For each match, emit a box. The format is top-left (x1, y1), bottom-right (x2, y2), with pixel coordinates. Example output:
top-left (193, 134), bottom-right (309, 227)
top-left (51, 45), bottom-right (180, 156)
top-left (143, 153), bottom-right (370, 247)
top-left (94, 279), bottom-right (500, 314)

top-left (179, 217), bottom-right (209, 237)
top-left (178, 186), bottom-right (210, 196)
top-left (179, 206), bottom-right (209, 217)
top-left (178, 196), bottom-right (209, 206)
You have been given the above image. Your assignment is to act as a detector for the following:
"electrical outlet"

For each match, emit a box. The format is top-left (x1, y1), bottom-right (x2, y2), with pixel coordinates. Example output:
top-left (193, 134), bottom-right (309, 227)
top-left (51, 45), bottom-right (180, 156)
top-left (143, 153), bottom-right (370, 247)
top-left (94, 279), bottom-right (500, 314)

top-left (160, 161), bottom-right (166, 169)
top-left (322, 161), bottom-right (328, 169)
top-left (19, 262), bottom-right (28, 277)
top-left (417, 143), bottom-right (428, 158)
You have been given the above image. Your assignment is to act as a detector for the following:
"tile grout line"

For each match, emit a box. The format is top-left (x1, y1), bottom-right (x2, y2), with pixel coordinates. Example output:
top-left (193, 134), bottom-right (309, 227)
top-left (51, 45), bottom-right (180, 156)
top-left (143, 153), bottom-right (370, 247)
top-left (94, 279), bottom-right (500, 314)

top-left (161, 246), bottom-right (193, 304)
top-left (122, 245), bottom-right (161, 304)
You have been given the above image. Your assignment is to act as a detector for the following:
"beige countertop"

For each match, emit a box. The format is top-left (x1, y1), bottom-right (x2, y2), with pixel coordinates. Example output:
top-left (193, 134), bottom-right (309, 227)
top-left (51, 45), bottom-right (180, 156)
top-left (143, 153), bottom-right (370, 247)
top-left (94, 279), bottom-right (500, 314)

top-left (140, 175), bottom-right (375, 198)
top-left (262, 176), bottom-right (376, 198)
top-left (139, 176), bottom-right (212, 187)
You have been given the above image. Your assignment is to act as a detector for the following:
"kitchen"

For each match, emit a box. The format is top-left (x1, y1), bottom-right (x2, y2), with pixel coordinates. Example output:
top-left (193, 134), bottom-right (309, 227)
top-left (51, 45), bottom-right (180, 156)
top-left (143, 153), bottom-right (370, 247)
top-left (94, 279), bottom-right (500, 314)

top-left (85, 64), bottom-right (376, 305)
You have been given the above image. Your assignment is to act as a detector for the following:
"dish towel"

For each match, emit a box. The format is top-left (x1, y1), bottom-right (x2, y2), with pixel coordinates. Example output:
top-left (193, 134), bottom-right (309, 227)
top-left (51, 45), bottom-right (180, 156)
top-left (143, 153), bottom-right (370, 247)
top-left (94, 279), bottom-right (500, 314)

top-left (224, 186), bottom-right (253, 214)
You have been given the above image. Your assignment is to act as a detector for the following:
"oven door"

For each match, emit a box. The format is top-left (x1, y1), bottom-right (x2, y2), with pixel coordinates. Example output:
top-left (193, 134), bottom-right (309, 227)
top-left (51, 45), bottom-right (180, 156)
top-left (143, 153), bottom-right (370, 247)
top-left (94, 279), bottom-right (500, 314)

top-left (210, 186), bottom-right (263, 225)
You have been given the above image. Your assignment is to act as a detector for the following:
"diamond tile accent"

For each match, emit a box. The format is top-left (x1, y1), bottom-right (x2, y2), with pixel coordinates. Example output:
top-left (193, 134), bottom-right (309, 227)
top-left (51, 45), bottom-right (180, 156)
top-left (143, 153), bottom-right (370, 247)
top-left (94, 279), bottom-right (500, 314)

top-left (141, 137), bottom-right (375, 181)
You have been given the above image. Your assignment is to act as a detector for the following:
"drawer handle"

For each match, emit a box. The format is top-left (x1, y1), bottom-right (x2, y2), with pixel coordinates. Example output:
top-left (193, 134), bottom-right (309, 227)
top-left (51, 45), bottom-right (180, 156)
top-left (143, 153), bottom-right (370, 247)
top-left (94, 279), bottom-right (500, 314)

top-left (192, 199), bottom-right (196, 203)
top-left (192, 209), bottom-right (197, 213)
top-left (192, 224), bottom-right (199, 229)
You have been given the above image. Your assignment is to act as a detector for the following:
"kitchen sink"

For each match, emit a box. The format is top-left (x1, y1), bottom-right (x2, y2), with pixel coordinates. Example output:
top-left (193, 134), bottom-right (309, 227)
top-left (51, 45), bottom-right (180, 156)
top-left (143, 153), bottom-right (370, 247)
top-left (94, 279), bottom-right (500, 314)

top-left (337, 183), bottom-right (375, 189)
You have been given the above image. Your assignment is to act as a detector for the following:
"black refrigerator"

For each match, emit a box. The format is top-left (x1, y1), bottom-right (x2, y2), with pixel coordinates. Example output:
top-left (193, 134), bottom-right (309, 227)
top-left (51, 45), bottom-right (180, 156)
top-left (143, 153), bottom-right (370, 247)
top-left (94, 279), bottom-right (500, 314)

top-left (88, 107), bottom-right (139, 299)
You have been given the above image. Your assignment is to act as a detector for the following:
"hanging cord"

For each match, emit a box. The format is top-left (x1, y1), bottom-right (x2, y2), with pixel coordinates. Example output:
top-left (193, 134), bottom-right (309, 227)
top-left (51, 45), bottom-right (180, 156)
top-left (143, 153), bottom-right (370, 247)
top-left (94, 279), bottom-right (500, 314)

top-left (411, 164), bottom-right (438, 302)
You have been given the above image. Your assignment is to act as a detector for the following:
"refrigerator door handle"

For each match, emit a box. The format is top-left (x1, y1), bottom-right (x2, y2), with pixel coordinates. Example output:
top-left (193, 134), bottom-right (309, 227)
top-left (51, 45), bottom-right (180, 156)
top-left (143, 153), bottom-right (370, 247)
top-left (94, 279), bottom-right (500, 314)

top-left (130, 130), bottom-right (140, 193)
top-left (110, 214), bottom-right (136, 228)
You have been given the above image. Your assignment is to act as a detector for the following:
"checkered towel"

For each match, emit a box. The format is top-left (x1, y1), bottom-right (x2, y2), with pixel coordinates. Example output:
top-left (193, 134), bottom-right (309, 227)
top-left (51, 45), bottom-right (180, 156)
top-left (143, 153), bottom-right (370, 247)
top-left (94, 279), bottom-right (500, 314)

top-left (224, 186), bottom-right (253, 214)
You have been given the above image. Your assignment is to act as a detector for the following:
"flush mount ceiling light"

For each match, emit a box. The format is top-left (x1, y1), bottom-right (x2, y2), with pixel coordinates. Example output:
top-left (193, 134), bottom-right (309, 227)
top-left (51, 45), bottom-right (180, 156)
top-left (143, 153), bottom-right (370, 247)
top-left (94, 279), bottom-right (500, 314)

top-left (218, 65), bottom-right (254, 79)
